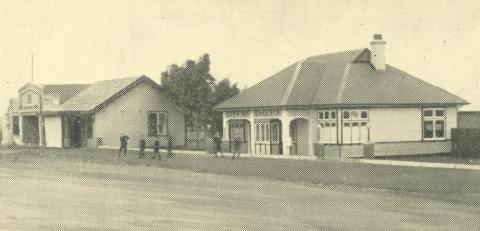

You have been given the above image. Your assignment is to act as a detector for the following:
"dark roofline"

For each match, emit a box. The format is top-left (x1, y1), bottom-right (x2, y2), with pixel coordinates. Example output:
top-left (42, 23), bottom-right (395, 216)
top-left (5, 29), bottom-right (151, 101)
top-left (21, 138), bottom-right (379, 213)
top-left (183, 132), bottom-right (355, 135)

top-left (215, 102), bottom-right (469, 111)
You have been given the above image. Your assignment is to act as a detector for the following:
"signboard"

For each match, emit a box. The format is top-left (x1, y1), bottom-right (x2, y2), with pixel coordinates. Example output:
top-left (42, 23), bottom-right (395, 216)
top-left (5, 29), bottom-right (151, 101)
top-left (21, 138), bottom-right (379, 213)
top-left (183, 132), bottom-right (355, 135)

top-left (254, 109), bottom-right (280, 117)
top-left (225, 110), bottom-right (250, 118)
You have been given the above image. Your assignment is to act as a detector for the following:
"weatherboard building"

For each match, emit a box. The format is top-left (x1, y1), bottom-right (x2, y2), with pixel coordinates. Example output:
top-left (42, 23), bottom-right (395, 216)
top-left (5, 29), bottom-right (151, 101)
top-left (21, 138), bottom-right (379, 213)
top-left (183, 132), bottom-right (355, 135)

top-left (215, 35), bottom-right (468, 158)
top-left (3, 76), bottom-right (186, 149)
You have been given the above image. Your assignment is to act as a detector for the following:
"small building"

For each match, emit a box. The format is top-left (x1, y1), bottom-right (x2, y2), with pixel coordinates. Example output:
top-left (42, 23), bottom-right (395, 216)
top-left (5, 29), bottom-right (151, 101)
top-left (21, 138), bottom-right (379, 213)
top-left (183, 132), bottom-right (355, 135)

top-left (215, 34), bottom-right (469, 158)
top-left (4, 76), bottom-right (185, 148)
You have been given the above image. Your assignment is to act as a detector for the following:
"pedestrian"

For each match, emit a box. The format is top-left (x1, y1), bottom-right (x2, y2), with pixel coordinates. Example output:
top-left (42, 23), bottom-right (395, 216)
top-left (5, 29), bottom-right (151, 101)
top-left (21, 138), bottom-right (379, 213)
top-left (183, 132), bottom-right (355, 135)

top-left (232, 137), bottom-right (241, 159)
top-left (119, 134), bottom-right (129, 157)
top-left (139, 138), bottom-right (146, 158)
top-left (213, 131), bottom-right (224, 158)
top-left (152, 139), bottom-right (161, 160)
top-left (167, 135), bottom-right (173, 158)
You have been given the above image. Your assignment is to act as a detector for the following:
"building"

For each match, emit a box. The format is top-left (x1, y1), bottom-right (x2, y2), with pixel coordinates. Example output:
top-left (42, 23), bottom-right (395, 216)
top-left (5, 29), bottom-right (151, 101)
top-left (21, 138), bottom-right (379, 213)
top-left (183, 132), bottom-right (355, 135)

top-left (215, 34), bottom-right (468, 158)
top-left (457, 111), bottom-right (480, 129)
top-left (4, 76), bottom-right (186, 148)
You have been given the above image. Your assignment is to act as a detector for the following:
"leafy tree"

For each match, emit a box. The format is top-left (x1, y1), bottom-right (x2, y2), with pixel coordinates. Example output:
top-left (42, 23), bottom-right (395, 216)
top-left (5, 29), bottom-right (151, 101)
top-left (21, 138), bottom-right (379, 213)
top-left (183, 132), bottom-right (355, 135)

top-left (210, 79), bottom-right (240, 133)
top-left (160, 54), bottom-right (239, 131)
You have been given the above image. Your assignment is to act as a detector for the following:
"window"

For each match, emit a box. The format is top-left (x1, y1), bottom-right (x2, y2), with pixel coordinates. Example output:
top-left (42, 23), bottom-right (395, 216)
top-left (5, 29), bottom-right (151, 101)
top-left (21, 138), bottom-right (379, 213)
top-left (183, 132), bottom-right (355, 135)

top-left (342, 109), bottom-right (369, 144)
top-left (423, 108), bottom-right (445, 140)
top-left (12, 116), bottom-right (20, 135)
top-left (318, 110), bottom-right (338, 144)
top-left (255, 121), bottom-right (278, 143)
top-left (271, 123), bottom-right (279, 143)
top-left (27, 94), bottom-right (32, 104)
top-left (148, 112), bottom-right (168, 136)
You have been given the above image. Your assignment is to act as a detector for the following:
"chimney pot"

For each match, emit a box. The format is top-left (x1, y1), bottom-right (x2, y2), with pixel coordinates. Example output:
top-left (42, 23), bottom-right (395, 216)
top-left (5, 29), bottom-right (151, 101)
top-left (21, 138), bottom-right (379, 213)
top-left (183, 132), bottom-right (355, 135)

top-left (373, 34), bottom-right (382, 40)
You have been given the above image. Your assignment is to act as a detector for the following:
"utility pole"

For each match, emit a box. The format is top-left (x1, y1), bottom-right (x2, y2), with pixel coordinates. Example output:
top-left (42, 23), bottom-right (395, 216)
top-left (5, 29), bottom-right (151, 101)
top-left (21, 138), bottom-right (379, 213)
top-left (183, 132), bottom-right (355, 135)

top-left (31, 52), bottom-right (34, 83)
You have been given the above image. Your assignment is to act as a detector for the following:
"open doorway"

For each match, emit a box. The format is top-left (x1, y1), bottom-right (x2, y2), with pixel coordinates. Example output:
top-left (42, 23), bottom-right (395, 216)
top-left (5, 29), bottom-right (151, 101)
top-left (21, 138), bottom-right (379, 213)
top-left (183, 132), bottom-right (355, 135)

top-left (290, 118), bottom-right (309, 155)
top-left (22, 115), bottom-right (39, 145)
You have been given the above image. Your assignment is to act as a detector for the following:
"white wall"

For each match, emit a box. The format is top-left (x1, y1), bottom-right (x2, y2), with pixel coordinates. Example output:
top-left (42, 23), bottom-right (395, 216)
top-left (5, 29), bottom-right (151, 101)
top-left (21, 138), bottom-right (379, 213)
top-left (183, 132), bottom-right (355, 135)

top-left (44, 116), bottom-right (62, 147)
top-left (369, 108), bottom-right (422, 142)
top-left (369, 107), bottom-right (458, 143)
top-left (94, 82), bottom-right (185, 148)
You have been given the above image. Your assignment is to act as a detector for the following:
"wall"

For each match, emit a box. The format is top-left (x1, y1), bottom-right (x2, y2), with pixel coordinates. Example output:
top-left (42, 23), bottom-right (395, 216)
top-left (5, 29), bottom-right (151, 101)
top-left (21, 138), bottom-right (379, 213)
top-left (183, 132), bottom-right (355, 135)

top-left (369, 107), bottom-right (457, 142)
top-left (44, 116), bottom-right (62, 147)
top-left (374, 141), bottom-right (451, 156)
top-left (94, 82), bottom-right (185, 148)
top-left (369, 107), bottom-right (422, 142)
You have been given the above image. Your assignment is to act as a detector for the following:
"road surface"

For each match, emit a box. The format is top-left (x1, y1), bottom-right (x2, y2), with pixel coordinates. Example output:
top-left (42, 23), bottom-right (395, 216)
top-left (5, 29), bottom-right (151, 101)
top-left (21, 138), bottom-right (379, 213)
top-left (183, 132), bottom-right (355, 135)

top-left (0, 154), bottom-right (479, 230)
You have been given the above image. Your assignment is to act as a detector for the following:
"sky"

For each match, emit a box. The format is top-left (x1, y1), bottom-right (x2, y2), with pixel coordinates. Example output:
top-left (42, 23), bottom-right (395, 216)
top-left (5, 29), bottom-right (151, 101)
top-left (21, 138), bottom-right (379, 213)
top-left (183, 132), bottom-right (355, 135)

top-left (1, 0), bottom-right (480, 112)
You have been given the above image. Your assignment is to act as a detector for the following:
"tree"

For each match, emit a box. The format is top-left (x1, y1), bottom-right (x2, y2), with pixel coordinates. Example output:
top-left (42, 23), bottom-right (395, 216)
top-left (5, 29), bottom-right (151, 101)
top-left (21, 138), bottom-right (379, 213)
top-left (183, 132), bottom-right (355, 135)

top-left (160, 54), bottom-right (239, 131)
top-left (211, 79), bottom-right (240, 133)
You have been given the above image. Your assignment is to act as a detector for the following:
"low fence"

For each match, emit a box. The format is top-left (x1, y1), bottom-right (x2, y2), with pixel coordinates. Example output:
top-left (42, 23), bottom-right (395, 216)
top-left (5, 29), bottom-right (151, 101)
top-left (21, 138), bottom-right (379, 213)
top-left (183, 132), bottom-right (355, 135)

top-left (452, 128), bottom-right (480, 158)
top-left (185, 130), bottom-right (207, 150)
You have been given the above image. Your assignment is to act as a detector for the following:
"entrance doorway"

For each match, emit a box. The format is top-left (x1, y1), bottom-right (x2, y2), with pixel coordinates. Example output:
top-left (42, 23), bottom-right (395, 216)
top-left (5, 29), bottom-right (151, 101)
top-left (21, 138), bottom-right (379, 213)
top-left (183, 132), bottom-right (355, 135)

top-left (254, 119), bottom-right (282, 155)
top-left (22, 115), bottom-right (39, 145)
top-left (228, 120), bottom-right (251, 153)
top-left (290, 118), bottom-right (309, 155)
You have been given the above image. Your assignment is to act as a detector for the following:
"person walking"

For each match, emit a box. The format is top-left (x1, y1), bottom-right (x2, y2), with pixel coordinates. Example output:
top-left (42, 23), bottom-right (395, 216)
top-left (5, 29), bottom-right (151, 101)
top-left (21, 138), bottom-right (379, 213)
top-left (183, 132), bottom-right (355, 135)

top-left (119, 134), bottom-right (129, 157)
top-left (152, 139), bottom-right (161, 160)
top-left (232, 136), bottom-right (241, 159)
top-left (213, 132), bottom-right (224, 158)
top-left (139, 138), bottom-right (146, 158)
top-left (166, 135), bottom-right (173, 158)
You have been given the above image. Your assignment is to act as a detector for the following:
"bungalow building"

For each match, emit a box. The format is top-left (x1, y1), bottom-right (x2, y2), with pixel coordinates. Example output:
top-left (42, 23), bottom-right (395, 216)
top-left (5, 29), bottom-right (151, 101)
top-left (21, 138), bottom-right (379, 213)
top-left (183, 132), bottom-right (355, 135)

top-left (3, 76), bottom-right (186, 148)
top-left (215, 34), bottom-right (468, 158)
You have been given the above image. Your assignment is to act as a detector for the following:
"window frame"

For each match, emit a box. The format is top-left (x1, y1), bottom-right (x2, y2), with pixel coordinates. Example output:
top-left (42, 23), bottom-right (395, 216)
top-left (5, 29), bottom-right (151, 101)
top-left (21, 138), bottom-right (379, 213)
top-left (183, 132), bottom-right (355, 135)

top-left (148, 111), bottom-right (168, 136)
top-left (422, 108), bottom-right (446, 140)
top-left (341, 109), bottom-right (369, 144)
top-left (317, 110), bottom-right (338, 144)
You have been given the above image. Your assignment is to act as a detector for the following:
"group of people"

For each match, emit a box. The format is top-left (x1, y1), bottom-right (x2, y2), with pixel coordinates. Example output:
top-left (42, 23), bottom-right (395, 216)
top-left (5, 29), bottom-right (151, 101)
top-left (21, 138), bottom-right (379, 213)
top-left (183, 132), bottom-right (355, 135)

top-left (119, 134), bottom-right (173, 159)
top-left (212, 132), bottom-right (241, 159)
top-left (118, 132), bottom-right (242, 160)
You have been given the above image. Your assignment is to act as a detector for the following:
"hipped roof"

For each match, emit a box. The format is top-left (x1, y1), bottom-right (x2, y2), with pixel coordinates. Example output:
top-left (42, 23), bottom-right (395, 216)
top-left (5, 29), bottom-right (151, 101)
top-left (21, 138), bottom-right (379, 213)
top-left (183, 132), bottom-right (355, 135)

top-left (216, 49), bottom-right (468, 110)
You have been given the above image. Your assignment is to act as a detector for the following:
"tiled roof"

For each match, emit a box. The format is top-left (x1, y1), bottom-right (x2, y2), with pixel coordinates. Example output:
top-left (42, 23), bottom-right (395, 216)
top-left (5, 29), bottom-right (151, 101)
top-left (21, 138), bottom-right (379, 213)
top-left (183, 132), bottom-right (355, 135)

top-left (43, 84), bottom-right (90, 103)
top-left (61, 76), bottom-right (146, 112)
top-left (216, 49), bottom-right (468, 110)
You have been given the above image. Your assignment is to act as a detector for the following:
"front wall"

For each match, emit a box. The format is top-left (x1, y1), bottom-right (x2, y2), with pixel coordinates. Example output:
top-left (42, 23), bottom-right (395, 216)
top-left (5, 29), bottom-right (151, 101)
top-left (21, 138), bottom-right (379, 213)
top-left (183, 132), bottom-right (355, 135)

top-left (94, 82), bottom-right (185, 148)
top-left (369, 108), bottom-right (422, 142)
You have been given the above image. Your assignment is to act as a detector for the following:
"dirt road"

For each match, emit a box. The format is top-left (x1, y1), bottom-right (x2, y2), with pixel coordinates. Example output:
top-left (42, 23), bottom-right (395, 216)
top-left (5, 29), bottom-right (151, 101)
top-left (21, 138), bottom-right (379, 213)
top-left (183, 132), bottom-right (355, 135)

top-left (0, 152), bottom-right (479, 230)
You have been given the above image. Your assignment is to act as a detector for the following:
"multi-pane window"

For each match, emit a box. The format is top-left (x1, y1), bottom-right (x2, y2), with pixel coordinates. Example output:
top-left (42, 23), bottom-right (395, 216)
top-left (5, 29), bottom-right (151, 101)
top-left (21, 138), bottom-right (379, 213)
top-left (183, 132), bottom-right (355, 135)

top-left (317, 110), bottom-right (337, 144)
top-left (423, 108), bottom-right (445, 140)
top-left (256, 122), bottom-right (270, 143)
top-left (271, 123), bottom-right (280, 143)
top-left (148, 112), bottom-right (168, 136)
top-left (342, 109), bottom-right (369, 144)
top-left (255, 121), bottom-right (280, 143)
top-left (12, 116), bottom-right (20, 135)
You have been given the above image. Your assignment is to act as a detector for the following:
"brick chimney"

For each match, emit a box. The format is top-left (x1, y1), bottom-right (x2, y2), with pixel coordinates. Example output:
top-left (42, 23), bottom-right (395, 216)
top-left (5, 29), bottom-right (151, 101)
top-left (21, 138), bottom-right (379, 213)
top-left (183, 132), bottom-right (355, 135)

top-left (370, 34), bottom-right (386, 70)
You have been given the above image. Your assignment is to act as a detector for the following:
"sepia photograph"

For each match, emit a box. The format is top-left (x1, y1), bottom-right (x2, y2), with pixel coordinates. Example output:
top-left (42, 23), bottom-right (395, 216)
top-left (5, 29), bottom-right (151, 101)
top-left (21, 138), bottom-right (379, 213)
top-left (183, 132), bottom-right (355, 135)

top-left (1, 0), bottom-right (479, 230)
